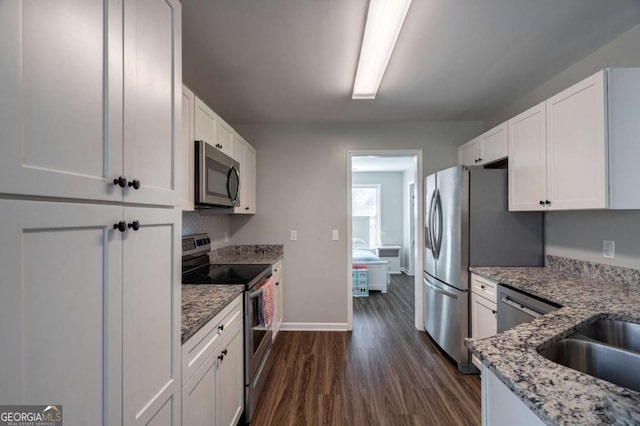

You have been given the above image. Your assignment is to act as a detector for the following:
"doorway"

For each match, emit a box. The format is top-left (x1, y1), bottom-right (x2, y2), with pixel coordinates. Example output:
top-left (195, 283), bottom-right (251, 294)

top-left (347, 150), bottom-right (424, 331)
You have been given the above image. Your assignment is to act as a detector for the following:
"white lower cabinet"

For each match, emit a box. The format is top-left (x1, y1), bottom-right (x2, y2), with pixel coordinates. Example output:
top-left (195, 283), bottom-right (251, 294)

top-left (470, 274), bottom-right (498, 370)
top-left (182, 295), bottom-right (244, 426)
top-left (217, 322), bottom-right (244, 426)
top-left (0, 199), bottom-right (181, 425)
top-left (482, 366), bottom-right (544, 426)
top-left (272, 260), bottom-right (284, 342)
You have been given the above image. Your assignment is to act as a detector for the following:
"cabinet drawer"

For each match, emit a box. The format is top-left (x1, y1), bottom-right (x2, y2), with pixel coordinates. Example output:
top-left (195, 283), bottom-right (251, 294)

top-left (471, 274), bottom-right (498, 304)
top-left (182, 294), bottom-right (243, 384)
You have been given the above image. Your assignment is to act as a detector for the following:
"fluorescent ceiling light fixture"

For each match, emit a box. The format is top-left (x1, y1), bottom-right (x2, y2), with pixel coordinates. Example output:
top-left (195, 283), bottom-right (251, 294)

top-left (352, 0), bottom-right (412, 100)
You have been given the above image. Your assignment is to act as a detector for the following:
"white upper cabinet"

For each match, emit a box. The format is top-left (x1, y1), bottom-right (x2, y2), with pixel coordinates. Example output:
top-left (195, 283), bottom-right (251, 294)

top-left (123, 0), bottom-right (181, 207)
top-left (458, 138), bottom-right (481, 166)
top-left (216, 118), bottom-right (235, 158)
top-left (194, 96), bottom-right (234, 159)
top-left (0, 0), bottom-right (180, 207)
top-left (508, 102), bottom-right (547, 211)
top-left (509, 68), bottom-right (640, 211)
top-left (479, 122), bottom-right (508, 165)
top-left (181, 86), bottom-right (196, 211)
top-left (458, 123), bottom-right (508, 167)
top-left (233, 134), bottom-right (257, 214)
top-left (0, 0), bottom-right (123, 203)
top-left (195, 97), bottom-right (217, 152)
top-left (546, 72), bottom-right (606, 210)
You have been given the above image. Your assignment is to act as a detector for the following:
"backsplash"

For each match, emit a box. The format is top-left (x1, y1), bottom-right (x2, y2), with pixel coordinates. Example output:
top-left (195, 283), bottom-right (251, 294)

top-left (546, 255), bottom-right (640, 287)
top-left (182, 211), bottom-right (231, 250)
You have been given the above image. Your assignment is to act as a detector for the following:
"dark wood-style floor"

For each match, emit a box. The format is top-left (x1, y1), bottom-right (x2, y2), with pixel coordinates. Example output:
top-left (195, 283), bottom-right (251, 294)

top-left (251, 274), bottom-right (481, 425)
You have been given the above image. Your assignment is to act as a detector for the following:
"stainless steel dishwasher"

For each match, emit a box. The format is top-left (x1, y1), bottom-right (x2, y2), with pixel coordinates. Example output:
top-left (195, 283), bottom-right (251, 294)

top-left (497, 285), bottom-right (561, 332)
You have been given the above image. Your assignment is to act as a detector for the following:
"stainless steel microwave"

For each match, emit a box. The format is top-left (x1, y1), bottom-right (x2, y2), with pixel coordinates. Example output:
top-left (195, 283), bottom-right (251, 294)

top-left (195, 140), bottom-right (240, 207)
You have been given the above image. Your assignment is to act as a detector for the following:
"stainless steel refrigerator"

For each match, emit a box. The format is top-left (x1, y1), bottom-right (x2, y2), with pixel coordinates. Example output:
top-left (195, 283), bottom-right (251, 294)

top-left (424, 165), bottom-right (543, 373)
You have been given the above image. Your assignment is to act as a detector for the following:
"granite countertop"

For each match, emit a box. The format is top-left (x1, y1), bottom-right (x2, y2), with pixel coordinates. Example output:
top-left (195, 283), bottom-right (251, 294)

top-left (209, 244), bottom-right (284, 265)
top-left (182, 284), bottom-right (244, 344)
top-left (467, 263), bottom-right (640, 425)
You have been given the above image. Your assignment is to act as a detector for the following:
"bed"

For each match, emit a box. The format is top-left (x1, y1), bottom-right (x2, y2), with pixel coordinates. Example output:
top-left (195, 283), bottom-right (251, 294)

top-left (352, 247), bottom-right (391, 293)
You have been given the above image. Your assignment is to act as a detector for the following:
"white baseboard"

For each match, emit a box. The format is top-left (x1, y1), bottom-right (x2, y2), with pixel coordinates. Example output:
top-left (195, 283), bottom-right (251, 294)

top-left (280, 322), bottom-right (348, 331)
top-left (401, 267), bottom-right (415, 276)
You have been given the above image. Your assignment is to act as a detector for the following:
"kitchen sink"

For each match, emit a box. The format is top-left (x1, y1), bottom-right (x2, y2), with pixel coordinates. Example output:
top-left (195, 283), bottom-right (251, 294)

top-left (538, 336), bottom-right (640, 393)
top-left (578, 318), bottom-right (640, 354)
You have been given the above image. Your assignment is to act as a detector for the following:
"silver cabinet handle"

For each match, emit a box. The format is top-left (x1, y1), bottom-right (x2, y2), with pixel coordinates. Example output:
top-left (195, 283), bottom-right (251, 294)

top-left (500, 295), bottom-right (542, 318)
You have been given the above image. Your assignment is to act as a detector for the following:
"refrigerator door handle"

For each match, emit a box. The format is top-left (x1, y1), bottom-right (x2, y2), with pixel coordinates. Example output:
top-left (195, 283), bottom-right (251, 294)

top-left (427, 189), bottom-right (437, 254)
top-left (434, 189), bottom-right (444, 258)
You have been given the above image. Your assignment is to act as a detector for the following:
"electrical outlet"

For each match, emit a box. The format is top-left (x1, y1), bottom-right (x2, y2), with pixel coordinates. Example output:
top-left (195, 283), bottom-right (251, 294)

top-left (290, 230), bottom-right (297, 241)
top-left (332, 230), bottom-right (339, 241)
top-left (603, 240), bottom-right (615, 259)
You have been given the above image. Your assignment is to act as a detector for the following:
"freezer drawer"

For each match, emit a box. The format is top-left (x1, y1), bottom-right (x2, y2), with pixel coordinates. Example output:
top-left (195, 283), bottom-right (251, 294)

top-left (424, 274), bottom-right (471, 372)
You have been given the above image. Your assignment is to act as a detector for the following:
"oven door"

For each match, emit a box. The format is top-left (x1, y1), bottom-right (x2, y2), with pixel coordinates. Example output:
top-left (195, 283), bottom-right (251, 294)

top-left (246, 287), bottom-right (272, 383)
top-left (195, 140), bottom-right (240, 207)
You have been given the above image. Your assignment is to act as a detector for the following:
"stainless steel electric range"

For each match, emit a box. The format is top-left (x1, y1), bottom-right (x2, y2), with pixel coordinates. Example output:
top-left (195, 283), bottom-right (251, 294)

top-left (182, 233), bottom-right (273, 423)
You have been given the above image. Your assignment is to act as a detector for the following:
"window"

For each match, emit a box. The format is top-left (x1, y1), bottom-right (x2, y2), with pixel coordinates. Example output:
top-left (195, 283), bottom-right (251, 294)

top-left (352, 184), bottom-right (381, 248)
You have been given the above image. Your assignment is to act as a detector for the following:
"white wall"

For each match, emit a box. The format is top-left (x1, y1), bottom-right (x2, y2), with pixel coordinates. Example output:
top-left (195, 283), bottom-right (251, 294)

top-left (480, 22), bottom-right (640, 269)
top-left (229, 121), bottom-right (482, 325)
top-left (352, 172), bottom-right (404, 246)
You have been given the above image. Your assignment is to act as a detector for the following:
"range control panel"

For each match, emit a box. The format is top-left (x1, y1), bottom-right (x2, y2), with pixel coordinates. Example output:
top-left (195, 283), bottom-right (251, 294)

top-left (182, 233), bottom-right (211, 259)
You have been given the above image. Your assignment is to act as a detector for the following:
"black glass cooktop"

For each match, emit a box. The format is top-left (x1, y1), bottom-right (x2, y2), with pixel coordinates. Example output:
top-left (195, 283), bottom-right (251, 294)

top-left (183, 263), bottom-right (271, 289)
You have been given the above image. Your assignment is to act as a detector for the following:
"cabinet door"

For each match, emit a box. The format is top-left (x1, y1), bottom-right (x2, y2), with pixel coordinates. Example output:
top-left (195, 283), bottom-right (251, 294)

top-left (122, 206), bottom-right (181, 425)
top-left (232, 137), bottom-right (247, 213)
top-left (546, 71), bottom-right (607, 210)
top-left (479, 123), bottom-right (508, 165)
top-left (273, 261), bottom-right (283, 341)
top-left (508, 102), bottom-right (547, 211)
top-left (217, 118), bottom-right (235, 158)
top-left (181, 85), bottom-right (196, 211)
top-left (0, 200), bottom-right (123, 425)
top-left (182, 355), bottom-right (217, 426)
top-left (123, 0), bottom-right (182, 207)
top-left (195, 97), bottom-right (217, 148)
top-left (458, 138), bottom-right (481, 166)
top-left (0, 0), bottom-right (123, 202)
top-left (471, 293), bottom-right (497, 340)
top-left (217, 323), bottom-right (244, 426)
top-left (244, 143), bottom-right (257, 214)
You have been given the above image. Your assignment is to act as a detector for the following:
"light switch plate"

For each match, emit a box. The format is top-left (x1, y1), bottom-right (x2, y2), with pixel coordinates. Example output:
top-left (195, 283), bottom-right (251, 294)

top-left (332, 230), bottom-right (339, 241)
top-left (290, 230), bottom-right (297, 241)
top-left (603, 240), bottom-right (615, 259)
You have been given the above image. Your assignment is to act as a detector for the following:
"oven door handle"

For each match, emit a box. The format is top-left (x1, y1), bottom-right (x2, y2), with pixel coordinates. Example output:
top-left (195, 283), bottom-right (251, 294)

top-left (249, 288), bottom-right (263, 300)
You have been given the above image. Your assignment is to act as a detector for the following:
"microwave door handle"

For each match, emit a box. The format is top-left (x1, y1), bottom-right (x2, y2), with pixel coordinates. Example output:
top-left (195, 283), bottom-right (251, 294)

top-left (227, 166), bottom-right (240, 204)
top-left (196, 141), bottom-right (207, 203)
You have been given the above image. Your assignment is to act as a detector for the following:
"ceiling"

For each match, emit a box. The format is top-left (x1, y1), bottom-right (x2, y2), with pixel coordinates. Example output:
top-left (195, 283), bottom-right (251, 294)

top-left (182, 0), bottom-right (640, 126)
top-left (352, 156), bottom-right (415, 173)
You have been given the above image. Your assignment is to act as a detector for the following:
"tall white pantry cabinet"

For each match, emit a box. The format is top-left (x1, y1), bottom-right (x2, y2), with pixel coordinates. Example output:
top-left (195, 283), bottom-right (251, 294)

top-left (0, 1), bottom-right (183, 425)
